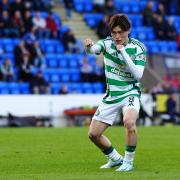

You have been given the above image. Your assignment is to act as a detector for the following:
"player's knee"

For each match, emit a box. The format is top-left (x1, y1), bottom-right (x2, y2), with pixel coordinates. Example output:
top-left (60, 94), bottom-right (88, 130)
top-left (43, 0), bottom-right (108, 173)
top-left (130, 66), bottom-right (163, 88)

top-left (124, 117), bottom-right (136, 130)
top-left (88, 131), bottom-right (100, 141)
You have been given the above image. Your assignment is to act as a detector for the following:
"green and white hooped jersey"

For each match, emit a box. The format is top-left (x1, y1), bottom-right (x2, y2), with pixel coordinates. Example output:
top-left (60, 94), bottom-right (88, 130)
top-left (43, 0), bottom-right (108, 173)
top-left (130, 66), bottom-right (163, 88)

top-left (96, 37), bottom-right (147, 104)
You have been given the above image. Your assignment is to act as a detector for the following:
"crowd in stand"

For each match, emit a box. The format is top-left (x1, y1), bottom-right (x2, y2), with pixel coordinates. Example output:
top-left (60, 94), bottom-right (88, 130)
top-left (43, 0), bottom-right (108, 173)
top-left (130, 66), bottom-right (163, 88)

top-left (142, 1), bottom-right (178, 41)
top-left (0, 0), bottom-right (57, 39)
top-left (94, 0), bottom-right (179, 41)
top-left (0, 0), bottom-right (180, 95)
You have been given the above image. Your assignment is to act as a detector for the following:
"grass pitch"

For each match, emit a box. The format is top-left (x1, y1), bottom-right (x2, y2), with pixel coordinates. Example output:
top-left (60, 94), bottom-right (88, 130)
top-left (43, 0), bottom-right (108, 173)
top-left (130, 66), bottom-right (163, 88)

top-left (0, 126), bottom-right (180, 180)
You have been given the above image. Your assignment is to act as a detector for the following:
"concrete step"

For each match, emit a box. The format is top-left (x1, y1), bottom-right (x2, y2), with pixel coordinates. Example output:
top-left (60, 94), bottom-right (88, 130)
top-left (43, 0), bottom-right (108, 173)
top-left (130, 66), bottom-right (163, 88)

top-left (54, 6), bottom-right (98, 45)
top-left (77, 36), bottom-right (98, 41)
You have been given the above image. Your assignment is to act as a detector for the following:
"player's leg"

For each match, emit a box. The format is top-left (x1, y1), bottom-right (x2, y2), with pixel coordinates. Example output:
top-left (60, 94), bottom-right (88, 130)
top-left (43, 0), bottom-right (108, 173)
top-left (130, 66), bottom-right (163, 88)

top-left (88, 120), bottom-right (123, 168)
top-left (88, 102), bottom-right (123, 168)
top-left (116, 96), bottom-right (139, 172)
top-left (88, 119), bottom-right (110, 149)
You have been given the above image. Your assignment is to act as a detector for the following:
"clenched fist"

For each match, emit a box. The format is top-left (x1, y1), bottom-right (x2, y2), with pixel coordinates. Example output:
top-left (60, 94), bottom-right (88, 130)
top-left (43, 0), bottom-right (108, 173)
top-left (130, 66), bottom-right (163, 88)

top-left (116, 44), bottom-right (124, 51)
top-left (84, 39), bottom-right (94, 48)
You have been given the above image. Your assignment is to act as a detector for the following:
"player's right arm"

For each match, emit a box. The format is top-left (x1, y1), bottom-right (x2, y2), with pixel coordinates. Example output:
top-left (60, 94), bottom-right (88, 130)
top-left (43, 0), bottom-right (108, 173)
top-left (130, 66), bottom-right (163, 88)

top-left (84, 38), bottom-right (104, 55)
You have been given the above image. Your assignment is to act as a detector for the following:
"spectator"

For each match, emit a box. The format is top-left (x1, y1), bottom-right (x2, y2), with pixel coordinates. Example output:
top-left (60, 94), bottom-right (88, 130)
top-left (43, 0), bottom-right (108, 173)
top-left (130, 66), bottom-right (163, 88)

top-left (32, 11), bottom-right (50, 39)
top-left (32, 0), bottom-right (48, 11)
top-left (23, 11), bottom-right (33, 34)
top-left (10, 0), bottom-right (24, 16)
top-left (0, 10), bottom-right (19, 37)
top-left (0, 0), bottom-right (10, 12)
top-left (46, 12), bottom-right (58, 38)
top-left (0, 58), bottom-right (14, 82)
top-left (13, 10), bottom-right (25, 36)
top-left (93, 0), bottom-right (105, 13)
top-left (166, 93), bottom-right (180, 124)
top-left (172, 73), bottom-right (180, 90)
top-left (159, 0), bottom-right (178, 15)
top-left (142, 1), bottom-right (155, 26)
top-left (104, 0), bottom-right (118, 16)
top-left (156, 3), bottom-right (166, 17)
top-left (96, 15), bottom-right (110, 39)
top-left (92, 60), bottom-right (104, 82)
top-left (32, 41), bottom-right (45, 68)
top-left (80, 57), bottom-right (93, 82)
top-left (173, 0), bottom-right (180, 15)
top-left (166, 17), bottom-right (177, 40)
top-left (150, 82), bottom-right (164, 101)
top-left (14, 40), bottom-right (30, 67)
top-left (64, 0), bottom-right (73, 20)
top-left (139, 104), bottom-right (153, 126)
top-left (18, 54), bottom-right (34, 82)
top-left (23, 0), bottom-right (33, 12)
top-left (30, 71), bottom-right (50, 94)
top-left (59, 84), bottom-right (68, 94)
top-left (62, 29), bottom-right (83, 53)
top-left (153, 15), bottom-right (167, 40)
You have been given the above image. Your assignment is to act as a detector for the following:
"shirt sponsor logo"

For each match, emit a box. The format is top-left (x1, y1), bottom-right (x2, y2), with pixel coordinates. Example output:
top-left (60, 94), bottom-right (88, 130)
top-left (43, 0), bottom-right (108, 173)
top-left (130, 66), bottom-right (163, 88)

top-left (111, 68), bottom-right (132, 78)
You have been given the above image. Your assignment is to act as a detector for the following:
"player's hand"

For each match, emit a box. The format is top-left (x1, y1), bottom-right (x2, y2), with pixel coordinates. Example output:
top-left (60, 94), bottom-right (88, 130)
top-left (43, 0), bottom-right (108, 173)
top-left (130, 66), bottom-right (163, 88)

top-left (116, 44), bottom-right (124, 51)
top-left (84, 39), bottom-right (94, 48)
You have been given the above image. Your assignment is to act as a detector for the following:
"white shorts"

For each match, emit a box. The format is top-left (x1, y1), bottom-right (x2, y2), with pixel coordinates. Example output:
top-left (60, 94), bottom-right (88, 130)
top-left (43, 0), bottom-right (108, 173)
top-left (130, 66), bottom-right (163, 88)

top-left (92, 96), bottom-right (140, 125)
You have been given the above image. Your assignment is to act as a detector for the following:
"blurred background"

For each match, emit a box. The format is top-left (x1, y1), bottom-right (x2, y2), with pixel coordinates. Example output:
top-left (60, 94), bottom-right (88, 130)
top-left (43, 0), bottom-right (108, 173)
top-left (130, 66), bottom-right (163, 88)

top-left (0, 0), bottom-right (179, 128)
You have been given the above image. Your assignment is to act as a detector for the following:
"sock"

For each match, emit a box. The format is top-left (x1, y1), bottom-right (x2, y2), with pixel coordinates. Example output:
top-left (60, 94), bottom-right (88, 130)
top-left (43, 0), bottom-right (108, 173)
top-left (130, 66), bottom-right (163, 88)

top-left (124, 145), bottom-right (136, 163)
top-left (102, 146), bottom-right (121, 161)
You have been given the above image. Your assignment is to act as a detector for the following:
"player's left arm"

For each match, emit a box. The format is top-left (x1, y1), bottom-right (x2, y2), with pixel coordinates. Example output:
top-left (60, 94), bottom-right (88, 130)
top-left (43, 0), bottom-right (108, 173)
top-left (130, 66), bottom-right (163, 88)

top-left (117, 45), bottom-right (146, 81)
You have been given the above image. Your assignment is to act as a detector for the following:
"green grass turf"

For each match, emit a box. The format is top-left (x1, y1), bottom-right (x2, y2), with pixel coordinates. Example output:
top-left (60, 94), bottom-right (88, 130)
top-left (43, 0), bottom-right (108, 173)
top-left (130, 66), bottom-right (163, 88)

top-left (0, 126), bottom-right (180, 180)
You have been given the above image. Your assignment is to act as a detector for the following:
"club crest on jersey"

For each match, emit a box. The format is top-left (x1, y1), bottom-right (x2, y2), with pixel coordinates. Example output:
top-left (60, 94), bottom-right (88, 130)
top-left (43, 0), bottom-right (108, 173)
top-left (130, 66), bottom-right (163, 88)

top-left (130, 55), bottom-right (136, 61)
top-left (137, 54), bottom-right (146, 61)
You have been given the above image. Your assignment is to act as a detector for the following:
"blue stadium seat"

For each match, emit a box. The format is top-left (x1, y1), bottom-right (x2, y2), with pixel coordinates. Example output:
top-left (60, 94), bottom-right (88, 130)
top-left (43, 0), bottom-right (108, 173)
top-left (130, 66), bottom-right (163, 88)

top-left (70, 69), bottom-right (80, 82)
top-left (44, 69), bottom-right (60, 83)
top-left (55, 43), bottom-right (64, 53)
top-left (3, 44), bottom-right (14, 53)
top-left (70, 83), bottom-right (83, 93)
top-left (67, 54), bottom-right (79, 68)
top-left (58, 55), bottom-right (68, 68)
top-left (88, 54), bottom-right (96, 65)
top-left (84, 14), bottom-right (103, 28)
top-left (59, 25), bottom-right (70, 34)
top-left (128, 15), bottom-right (142, 27)
top-left (45, 45), bottom-right (55, 53)
top-left (74, 0), bottom-right (84, 12)
top-left (93, 83), bottom-right (104, 94)
top-left (145, 41), bottom-right (159, 53)
top-left (84, 1), bottom-right (93, 12)
top-left (131, 2), bottom-right (141, 13)
top-left (159, 41), bottom-right (169, 53)
top-left (139, 1), bottom-right (148, 11)
top-left (46, 54), bottom-right (58, 68)
top-left (82, 83), bottom-right (93, 93)
top-left (0, 82), bottom-right (9, 94)
top-left (19, 83), bottom-right (30, 94)
top-left (2, 38), bottom-right (12, 44)
top-left (51, 83), bottom-right (61, 94)
top-left (51, 72), bottom-right (60, 83)
top-left (59, 69), bottom-right (71, 82)
top-left (8, 82), bottom-right (19, 89)
top-left (168, 41), bottom-right (177, 52)
top-left (120, 2), bottom-right (131, 13)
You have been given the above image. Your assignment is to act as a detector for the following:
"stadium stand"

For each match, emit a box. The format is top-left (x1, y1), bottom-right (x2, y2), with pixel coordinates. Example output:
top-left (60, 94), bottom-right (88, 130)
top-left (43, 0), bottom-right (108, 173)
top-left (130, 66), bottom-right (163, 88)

top-left (0, 0), bottom-right (179, 95)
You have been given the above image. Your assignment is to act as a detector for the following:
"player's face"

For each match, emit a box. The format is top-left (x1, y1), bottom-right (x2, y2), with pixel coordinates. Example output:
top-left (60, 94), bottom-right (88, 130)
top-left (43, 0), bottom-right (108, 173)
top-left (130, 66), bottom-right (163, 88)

top-left (111, 26), bottom-right (130, 45)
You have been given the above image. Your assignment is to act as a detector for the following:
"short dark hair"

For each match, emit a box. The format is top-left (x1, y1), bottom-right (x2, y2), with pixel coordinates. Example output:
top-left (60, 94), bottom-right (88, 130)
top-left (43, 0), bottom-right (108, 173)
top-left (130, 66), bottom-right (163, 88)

top-left (108, 14), bottom-right (131, 32)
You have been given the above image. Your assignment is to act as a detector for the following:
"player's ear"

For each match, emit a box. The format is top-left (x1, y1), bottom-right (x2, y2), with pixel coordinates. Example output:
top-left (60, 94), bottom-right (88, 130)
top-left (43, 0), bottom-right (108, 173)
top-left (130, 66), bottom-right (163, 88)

top-left (128, 29), bottom-right (131, 34)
